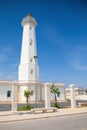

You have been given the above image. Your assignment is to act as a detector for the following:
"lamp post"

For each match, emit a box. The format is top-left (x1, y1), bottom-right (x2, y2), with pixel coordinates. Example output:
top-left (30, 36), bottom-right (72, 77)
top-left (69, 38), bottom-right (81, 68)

top-left (33, 56), bottom-right (37, 81)
top-left (33, 56), bottom-right (38, 103)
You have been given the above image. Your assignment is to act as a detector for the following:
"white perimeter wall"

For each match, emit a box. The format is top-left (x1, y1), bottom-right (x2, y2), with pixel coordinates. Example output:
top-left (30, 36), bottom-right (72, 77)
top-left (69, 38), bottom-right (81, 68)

top-left (0, 86), bottom-right (12, 101)
top-left (66, 95), bottom-right (87, 100)
top-left (0, 85), bottom-right (65, 103)
top-left (42, 87), bottom-right (65, 101)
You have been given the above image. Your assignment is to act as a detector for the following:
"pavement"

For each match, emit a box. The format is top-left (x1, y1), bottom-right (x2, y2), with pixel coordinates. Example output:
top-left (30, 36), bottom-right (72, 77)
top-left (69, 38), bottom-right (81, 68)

top-left (0, 107), bottom-right (87, 123)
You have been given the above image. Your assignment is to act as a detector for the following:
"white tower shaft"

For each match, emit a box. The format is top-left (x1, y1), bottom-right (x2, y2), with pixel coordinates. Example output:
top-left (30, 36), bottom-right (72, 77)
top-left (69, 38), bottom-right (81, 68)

top-left (18, 14), bottom-right (39, 81)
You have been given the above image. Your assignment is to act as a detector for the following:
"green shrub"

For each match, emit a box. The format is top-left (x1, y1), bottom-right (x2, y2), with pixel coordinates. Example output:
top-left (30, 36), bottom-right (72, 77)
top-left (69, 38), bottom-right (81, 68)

top-left (18, 105), bottom-right (33, 111)
top-left (53, 103), bottom-right (60, 108)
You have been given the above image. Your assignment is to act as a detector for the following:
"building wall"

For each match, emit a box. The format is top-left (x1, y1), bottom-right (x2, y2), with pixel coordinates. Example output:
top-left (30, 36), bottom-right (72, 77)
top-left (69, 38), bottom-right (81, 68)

top-left (66, 95), bottom-right (87, 100)
top-left (65, 87), bottom-right (87, 100)
top-left (0, 84), bottom-right (65, 103)
top-left (0, 86), bottom-right (12, 102)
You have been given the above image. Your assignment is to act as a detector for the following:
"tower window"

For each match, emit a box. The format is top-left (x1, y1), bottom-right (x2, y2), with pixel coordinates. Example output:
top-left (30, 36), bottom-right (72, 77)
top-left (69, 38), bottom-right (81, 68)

top-left (30, 58), bottom-right (33, 62)
top-left (30, 69), bottom-right (33, 74)
top-left (7, 91), bottom-right (11, 97)
top-left (30, 26), bottom-right (32, 30)
top-left (30, 39), bottom-right (32, 45)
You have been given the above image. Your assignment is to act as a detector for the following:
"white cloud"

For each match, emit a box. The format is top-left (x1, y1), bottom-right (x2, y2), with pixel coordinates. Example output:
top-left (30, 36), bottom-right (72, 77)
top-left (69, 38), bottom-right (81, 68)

top-left (66, 44), bottom-right (87, 71)
top-left (0, 44), bottom-right (12, 52)
top-left (0, 70), bottom-right (18, 80)
top-left (9, 62), bottom-right (18, 68)
top-left (70, 59), bottom-right (87, 71)
top-left (0, 44), bottom-right (18, 80)
top-left (0, 45), bottom-right (13, 62)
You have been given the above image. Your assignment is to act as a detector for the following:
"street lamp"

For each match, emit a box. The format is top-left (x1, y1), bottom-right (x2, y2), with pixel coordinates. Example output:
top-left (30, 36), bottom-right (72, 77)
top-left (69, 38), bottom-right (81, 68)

top-left (33, 56), bottom-right (38, 103)
top-left (33, 56), bottom-right (38, 81)
top-left (34, 56), bottom-right (38, 59)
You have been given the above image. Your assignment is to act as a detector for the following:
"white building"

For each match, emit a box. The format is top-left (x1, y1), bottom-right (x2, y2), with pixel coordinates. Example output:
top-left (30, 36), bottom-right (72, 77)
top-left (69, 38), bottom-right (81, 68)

top-left (0, 86), bottom-right (12, 103)
top-left (0, 14), bottom-right (66, 104)
top-left (65, 87), bottom-right (87, 100)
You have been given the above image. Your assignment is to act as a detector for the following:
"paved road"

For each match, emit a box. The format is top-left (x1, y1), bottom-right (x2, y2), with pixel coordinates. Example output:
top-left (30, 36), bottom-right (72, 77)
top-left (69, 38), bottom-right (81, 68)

top-left (0, 113), bottom-right (87, 130)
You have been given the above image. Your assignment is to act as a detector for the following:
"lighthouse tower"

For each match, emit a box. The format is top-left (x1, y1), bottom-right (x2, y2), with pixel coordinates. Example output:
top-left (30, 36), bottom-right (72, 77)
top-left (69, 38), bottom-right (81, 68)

top-left (18, 14), bottom-right (39, 81)
top-left (18, 14), bottom-right (39, 102)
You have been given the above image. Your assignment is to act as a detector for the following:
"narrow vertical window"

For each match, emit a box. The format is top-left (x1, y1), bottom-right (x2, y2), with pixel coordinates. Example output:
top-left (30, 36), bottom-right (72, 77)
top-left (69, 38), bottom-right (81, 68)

top-left (30, 69), bottom-right (33, 74)
top-left (7, 91), bottom-right (11, 97)
top-left (30, 58), bottom-right (33, 62)
top-left (30, 39), bottom-right (32, 45)
top-left (30, 26), bottom-right (32, 30)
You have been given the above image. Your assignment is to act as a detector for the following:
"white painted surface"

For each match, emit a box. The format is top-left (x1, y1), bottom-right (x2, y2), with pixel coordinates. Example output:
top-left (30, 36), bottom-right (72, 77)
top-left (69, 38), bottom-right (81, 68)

top-left (18, 14), bottom-right (39, 81)
top-left (18, 14), bottom-right (39, 102)
top-left (20, 85), bottom-right (36, 102)
top-left (66, 87), bottom-right (87, 100)
top-left (20, 86), bottom-right (28, 102)
top-left (12, 85), bottom-right (18, 112)
top-left (0, 86), bottom-right (12, 101)
top-left (70, 84), bottom-right (76, 108)
top-left (45, 84), bottom-right (50, 108)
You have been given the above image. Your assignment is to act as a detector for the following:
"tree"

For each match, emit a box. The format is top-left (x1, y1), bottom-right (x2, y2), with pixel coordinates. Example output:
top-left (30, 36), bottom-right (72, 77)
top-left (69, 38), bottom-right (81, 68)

top-left (24, 89), bottom-right (33, 107)
top-left (50, 83), bottom-right (60, 108)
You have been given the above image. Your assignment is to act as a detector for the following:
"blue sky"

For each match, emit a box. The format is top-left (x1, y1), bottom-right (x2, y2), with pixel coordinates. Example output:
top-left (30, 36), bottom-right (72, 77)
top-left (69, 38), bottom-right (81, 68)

top-left (0, 0), bottom-right (87, 88)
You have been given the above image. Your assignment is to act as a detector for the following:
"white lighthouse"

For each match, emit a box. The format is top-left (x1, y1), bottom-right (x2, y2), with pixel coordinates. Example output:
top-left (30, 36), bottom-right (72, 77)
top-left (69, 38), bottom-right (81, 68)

top-left (18, 14), bottom-right (39, 102)
top-left (19, 14), bottom-right (39, 81)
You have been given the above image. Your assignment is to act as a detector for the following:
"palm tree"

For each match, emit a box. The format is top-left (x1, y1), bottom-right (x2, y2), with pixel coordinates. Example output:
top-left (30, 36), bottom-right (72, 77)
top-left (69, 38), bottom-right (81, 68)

top-left (50, 83), bottom-right (60, 108)
top-left (24, 89), bottom-right (33, 107)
